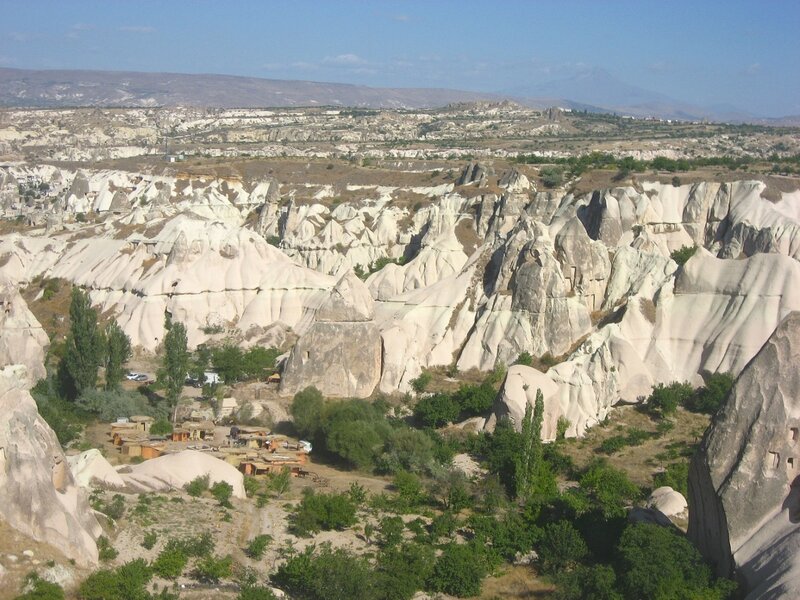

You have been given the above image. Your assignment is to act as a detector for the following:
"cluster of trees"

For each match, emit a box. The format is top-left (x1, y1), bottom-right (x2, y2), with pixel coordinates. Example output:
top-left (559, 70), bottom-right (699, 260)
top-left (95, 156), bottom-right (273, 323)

top-left (514, 150), bottom-right (800, 178)
top-left (644, 374), bottom-right (734, 419)
top-left (192, 344), bottom-right (279, 384)
top-left (412, 380), bottom-right (496, 428)
top-left (291, 387), bottom-right (454, 474)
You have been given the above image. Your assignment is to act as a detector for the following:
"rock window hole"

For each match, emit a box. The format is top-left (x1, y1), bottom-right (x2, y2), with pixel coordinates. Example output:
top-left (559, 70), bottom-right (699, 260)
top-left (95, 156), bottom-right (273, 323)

top-left (789, 457), bottom-right (796, 470)
top-left (770, 451), bottom-right (780, 469)
top-left (791, 428), bottom-right (798, 442)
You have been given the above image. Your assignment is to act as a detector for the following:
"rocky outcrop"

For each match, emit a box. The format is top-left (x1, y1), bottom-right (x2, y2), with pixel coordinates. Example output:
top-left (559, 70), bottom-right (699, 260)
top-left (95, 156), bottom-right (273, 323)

top-left (280, 272), bottom-right (382, 398)
top-left (0, 276), bottom-right (49, 383)
top-left (0, 366), bottom-right (102, 566)
top-left (688, 312), bottom-right (800, 598)
top-left (118, 450), bottom-right (246, 498)
top-left (67, 449), bottom-right (125, 490)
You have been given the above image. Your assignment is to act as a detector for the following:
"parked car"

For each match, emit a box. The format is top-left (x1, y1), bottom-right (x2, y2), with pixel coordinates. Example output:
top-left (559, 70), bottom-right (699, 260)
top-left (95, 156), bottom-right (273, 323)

top-left (125, 372), bottom-right (141, 380)
top-left (133, 374), bottom-right (148, 382)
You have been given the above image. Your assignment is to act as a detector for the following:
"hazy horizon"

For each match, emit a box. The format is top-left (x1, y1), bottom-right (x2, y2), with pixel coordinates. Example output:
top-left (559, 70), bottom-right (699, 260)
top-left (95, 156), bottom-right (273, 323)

top-left (1, 0), bottom-right (799, 117)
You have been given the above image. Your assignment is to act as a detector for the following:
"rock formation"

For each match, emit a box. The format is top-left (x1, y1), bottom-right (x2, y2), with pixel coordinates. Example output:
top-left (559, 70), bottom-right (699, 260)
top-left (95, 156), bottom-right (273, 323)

top-left (280, 271), bottom-right (382, 398)
top-left (0, 276), bottom-right (49, 383)
top-left (118, 450), bottom-right (246, 498)
top-left (0, 366), bottom-right (102, 566)
top-left (688, 311), bottom-right (800, 599)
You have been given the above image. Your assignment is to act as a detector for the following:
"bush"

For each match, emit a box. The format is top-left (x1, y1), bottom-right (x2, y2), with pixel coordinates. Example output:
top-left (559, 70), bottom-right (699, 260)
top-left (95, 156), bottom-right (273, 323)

top-left (246, 534), bottom-right (272, 560)
top-left (193, 554), bottom-right (233, 583)
top-left (540, 166), bottom-right (564, 188)
top-left (579, 460), bottom-right (641, 519)
top-left (427, 543), bottom-right (489, 598)
top-left (76, 389), bottom-right (154, 422)
top-left (653, 461), bottom-right (690, 497)
top-left (210, 481), bottom-right (234, 507)
top-left (142, 530), bottom-right (157, 550)
top-left (393, 470), bottom-right (424, 507)
top-left (97, 536), bottom-right (118, 562)
top-left (78, 559), bottom-right (152, 600)
top-left (686, 372), bottom-right (734, 415)
top-left (645, 382), bottom-right (693, 418)
top-left (515, 351), bottom-right (533, 366)
top-left (537, 520), bottom-right (588, 574)
top-left (410, 371), bottom-right (432, 394)
top-left (96, 494), bottom-right (126, 520)
top-left (376, 543), bottom-right (435, 600)
top-left (185, 474), bottom-right (210, 497)
top-left (271, 544), bottom-right (377, 600)
top-left (289, 489), bottom-right (358, 536)
top-left (238, 586), bottom-right (278, 600)
top-left (413, 393), bottom-right (460, 428)
top-left (15, 573), bottom-right (65, 600)
top-left (152, 546), bottom-right (188, 579)
top-left (670, 245), bottom-right (697, 266)
top-left (378, 516), bottom-right (405, 548)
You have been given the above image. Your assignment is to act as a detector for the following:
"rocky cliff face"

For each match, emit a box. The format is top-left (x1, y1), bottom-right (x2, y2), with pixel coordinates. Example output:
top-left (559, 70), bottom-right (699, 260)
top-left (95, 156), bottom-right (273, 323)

top-left (280, 272), bottom-right (382, 398)
top-left (0, 367), bottom-right (102, 566)
top-left (688, 312), bottom-right (800, 599)
top-left (3, 163), bottom-right (800, 431)
top-left (0, 276), bottom-right (49, 383)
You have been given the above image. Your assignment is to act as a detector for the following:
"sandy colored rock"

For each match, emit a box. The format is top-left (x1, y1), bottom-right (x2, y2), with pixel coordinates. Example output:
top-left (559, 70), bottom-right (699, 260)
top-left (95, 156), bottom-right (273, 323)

top-left (0, 366), bottom-right (101, 566)
top-left (118, 450), bottom-right (246, 498)
top-left (688, 312), bottom-right (800, 598)
top-left (281, 272), bottom-right (382, 398)
top-left (646, 486), bottom-right (687, 517)
top-left (67, 449), bottom-right (126, 490)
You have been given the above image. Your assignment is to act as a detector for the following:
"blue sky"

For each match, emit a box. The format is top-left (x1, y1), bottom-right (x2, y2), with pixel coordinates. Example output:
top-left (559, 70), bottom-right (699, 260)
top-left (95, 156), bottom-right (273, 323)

top-left (1, 0), bottom-right (798, 116)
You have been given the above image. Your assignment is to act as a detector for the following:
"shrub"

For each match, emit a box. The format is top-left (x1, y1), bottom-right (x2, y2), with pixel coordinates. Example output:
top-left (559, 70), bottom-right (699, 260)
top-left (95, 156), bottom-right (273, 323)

top-left (97, 494), bottom-right (126, 520)
top-left (540, 166), bottom-right (564, 188)
top-left (246, 534), bottom-right (272, 560)
top-left (393, 470), bottom-right (424, 507)
top-left (645, 382), bottom-right (693, 418)
top-left (579, 460), bottom-right (641, 519)
top-left (515, 351), bottom-right (533, 366)
top-left (376, 543), bottom-right (435, 600)
top-left (97, 536), bottom-right (118, 562)
top-left (427, 543), bottom-right (488, 598)
top-left (537, 520), bottom-right (588, 574)
top-left (413, 393), bottom-right (460, 428)
top-left (289, 489), bottom-right (358, 536)
top-left (210, 481), bottom-right (234, 507)
top-left (238, 586), bottom-right (278, 600)
top-left (78, 559), bottom-right (152, 600)
top-left (15, 573), bottom-right (65, 600)
top-left (410, 371), bottom-right (432, 394)
top-left (685, 372), bottom-right (734, 415)
top-left (193, 554), bottom-right (233, 583)
top-left (76, 389), bottom-right (153, 422)
top-left (653, 461), bottom-right (690, 497)
top-left (378, 516), bottom-right (405, 548)
top-left (271, 545), bottom-right (377, 600)
top-left (670, 245), bottom-right (697, 266)
top-left (142, 531), bottom-right (157, 550)
top-left (185, 474), bottom-right (210, 497)
top-left (152, 546), bottom-right (188, 579)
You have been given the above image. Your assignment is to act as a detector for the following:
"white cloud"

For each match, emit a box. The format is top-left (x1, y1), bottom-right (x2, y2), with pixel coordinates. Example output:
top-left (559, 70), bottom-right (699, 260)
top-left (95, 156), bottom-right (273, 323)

top-left (743, 62), bottom-right (761, 75)
top-left (391, 14), bottom-right (410, 22)
top-left (119, 25), bottom-right (156, 34)
top-left (323, 53), bottom-right (367, 66)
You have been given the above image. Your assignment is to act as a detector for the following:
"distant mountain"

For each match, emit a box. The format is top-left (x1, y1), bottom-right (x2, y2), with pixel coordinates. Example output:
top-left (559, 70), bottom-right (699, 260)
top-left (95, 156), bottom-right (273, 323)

top-left (505, 66), bottom-right (759, 122)
top-left (0, 67), bottom-right (503, 109)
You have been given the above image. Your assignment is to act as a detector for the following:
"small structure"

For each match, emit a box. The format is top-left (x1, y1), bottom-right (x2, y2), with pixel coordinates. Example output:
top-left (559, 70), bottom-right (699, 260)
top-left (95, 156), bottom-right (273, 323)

top-left (267, 373), bottom-right (281, 385)
top-left (217, 397), bottom-right (238, 419)
top-left (182, 420), bottom-right (215, 441)
top-left (129, 415), bottom-right (155, 434)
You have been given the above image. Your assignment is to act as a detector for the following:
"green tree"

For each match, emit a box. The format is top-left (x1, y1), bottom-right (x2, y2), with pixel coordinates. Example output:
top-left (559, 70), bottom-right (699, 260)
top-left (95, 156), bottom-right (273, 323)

top-left (210, 481), bottom-right (234, 507)
top-left (212, 345), bottom-right (244, 383)
top-left (376, 543), bottom-right (435, 600)
top-left (670, 245), bottom-right (697, 266)
top-left (103, 321), bottom-right (131, 391)
top-left (579, 459), bottom-right (641, 519)
top-left (161, 318), bottom-right (189, 405)
top-left (553, 565), bottom-right (622, 600)
top-left (537, 520), bottom-right (588, 574)
top-left (617, 523), bottom-right (736, 600)
top-left (152, 546), bottom-right (188, 579)
top-left (193, 554), bottom-right (233, 583)
top-left (515, 389), bottom-right (556, 502)
top-left (413, 393), bottom-right (460, 428)
top-left (646, 381), bottom-right (693, 418)
top-left (63, 287), bottom-right (102, 397)
top-left (290, 387), bottom-right (324, 440)
top-left (246, 534), bottom-right (272, 560)
top-left (427, 543), bottom-right (488, 598)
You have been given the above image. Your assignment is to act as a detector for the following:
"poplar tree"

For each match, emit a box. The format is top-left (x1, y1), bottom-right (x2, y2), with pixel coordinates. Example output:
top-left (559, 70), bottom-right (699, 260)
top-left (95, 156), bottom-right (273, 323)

top-left (103, 321), bottom-right (132, 391)
top-left (162, 318), bottom-right (189, 406)
top-left (63, 287), bottom-right (102, 397)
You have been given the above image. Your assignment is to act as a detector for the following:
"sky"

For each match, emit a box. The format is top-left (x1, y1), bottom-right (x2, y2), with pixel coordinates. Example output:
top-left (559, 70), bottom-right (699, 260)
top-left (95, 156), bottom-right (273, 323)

top-left (1, 0), bottom-right (798, 117)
